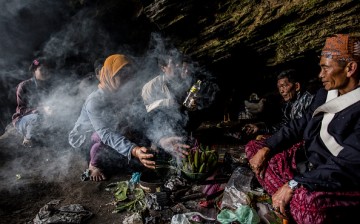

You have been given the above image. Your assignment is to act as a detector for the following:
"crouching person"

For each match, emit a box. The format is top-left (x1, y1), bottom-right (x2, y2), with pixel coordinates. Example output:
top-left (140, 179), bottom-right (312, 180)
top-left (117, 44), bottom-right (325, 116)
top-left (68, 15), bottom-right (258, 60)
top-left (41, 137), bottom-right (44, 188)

top-left (69, 54), bottom-right (154, 181)
top-left (12, 57), bottom-right (56, 147)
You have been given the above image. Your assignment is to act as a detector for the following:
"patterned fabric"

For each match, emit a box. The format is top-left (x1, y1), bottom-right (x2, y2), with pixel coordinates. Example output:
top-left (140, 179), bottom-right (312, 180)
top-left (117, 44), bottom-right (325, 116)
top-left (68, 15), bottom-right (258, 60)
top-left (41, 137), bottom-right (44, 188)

top-left (245, 139), bottom-right (300, 195)
top-left (321, 34), bottom-right (360, 62)
top-left (288, 91), bottom-right (314, 120)
top-left (291, 188), bottom-right (360, 224)
top-left (245, 139), bottom-right (360, 224)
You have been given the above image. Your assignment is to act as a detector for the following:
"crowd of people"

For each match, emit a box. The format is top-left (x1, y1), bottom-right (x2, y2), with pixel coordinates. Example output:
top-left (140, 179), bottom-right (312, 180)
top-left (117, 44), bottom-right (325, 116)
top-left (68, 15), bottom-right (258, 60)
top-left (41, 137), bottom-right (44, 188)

top-left (10, 33), bottom-right (360, 223)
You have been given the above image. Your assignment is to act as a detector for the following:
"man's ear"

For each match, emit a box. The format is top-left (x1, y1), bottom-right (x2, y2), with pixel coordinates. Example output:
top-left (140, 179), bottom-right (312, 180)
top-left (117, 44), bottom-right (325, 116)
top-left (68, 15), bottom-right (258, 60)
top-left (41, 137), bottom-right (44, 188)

top-left (346, 61), bottom-right (358, 77)
top-left (295, 82), bottom-right (301, 92)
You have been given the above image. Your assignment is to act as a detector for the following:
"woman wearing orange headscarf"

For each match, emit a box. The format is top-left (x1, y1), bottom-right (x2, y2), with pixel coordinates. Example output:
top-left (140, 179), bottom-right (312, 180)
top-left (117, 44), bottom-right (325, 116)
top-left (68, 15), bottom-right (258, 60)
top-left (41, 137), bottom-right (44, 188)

top-left (69, 54), bottom-right (154, 181)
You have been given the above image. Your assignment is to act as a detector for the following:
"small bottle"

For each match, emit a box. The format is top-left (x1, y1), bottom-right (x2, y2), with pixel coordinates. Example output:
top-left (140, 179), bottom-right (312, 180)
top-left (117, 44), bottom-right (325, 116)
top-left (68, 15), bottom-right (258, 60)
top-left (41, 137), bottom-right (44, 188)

top-left (183, 79), bottom-right (202, 110)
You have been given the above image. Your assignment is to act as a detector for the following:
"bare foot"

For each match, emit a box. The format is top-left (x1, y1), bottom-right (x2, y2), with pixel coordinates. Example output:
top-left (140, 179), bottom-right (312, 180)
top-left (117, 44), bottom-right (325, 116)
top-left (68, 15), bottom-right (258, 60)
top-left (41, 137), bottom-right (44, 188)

top-left (88, 164), bottom-right (106, 181)
top-left (22, 138), bottom-right (33, 148)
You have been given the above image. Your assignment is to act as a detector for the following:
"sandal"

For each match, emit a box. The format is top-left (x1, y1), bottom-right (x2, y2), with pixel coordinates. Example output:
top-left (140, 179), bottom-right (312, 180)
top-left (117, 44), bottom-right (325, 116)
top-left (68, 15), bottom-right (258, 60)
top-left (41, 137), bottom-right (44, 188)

top-left (81, 169), bottom-right (91, 181)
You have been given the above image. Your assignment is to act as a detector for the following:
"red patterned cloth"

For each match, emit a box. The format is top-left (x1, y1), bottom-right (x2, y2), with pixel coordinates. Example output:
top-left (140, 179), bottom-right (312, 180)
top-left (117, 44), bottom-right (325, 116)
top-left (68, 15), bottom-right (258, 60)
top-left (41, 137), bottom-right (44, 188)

top-left (321, 34), bottom-right (360, 62)
top-left (245, 139), bottom-right (360, 224)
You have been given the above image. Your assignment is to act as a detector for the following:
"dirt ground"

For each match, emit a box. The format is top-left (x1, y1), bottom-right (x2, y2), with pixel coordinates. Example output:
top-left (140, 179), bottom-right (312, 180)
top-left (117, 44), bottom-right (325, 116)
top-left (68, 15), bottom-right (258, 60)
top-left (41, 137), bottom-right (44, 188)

top-left (0, 121), bottom-right (253, 224)
top-left (0, 125), bottom-right (135, 224)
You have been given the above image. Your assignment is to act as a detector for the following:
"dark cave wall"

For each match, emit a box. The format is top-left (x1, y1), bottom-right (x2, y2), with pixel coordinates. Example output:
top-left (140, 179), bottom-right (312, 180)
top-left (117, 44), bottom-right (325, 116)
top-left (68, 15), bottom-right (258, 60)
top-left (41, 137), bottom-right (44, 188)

top-left (142, 0), bottom-right (360, 66)
top-left (141, 0), bottom-right (359, 111)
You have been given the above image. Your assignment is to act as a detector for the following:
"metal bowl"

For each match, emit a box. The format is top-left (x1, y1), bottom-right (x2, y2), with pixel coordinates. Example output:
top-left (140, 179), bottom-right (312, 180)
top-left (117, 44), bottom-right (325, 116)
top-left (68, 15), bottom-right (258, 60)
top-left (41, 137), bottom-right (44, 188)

top-left (139, 165), bottom-right (177, 193)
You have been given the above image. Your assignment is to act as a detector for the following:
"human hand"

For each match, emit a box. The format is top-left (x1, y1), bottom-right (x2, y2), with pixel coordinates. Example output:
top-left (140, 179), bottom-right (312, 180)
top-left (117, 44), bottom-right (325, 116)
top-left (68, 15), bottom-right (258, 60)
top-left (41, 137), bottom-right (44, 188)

top-left (243, 123), bottom-right (259, 135)
top-left (186, 97), bottom-right (197, 111)
top-left (42, 105), bottom-right (53, 115)
top-left (255, 135), bottom-right (266, 140)
top-left (132, 146), bottom-right (156, 169)
top-left (271, 183), bottom-right (293, 219)
top-left (249, 146), bottom-right (270, 178)
top-left (159, 136), bottom-right (190, 158)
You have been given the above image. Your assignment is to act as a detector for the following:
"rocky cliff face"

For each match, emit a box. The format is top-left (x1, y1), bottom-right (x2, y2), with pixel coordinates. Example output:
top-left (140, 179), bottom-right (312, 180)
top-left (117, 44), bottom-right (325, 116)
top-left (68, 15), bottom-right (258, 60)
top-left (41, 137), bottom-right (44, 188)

top-left (138, 0), bottom-right (360, 103)
top-left (142, 0), bottom-right (360, 67)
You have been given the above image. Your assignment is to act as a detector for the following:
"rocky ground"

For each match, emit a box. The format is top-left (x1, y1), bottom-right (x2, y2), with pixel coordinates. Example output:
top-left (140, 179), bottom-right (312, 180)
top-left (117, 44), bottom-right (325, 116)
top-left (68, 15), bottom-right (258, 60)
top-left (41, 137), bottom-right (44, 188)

top-left (0, 125), bottom-right (134, 224)
top-left (0, 121), bottom-right (259, 224)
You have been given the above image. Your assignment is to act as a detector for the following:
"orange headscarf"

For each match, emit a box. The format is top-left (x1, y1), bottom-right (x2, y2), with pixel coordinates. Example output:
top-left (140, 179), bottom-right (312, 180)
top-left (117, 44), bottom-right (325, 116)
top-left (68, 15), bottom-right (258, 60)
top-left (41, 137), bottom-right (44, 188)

top-left (98, 54), bottom-right (130, 92)
top-left (321, 34), bottom-right (360, 62)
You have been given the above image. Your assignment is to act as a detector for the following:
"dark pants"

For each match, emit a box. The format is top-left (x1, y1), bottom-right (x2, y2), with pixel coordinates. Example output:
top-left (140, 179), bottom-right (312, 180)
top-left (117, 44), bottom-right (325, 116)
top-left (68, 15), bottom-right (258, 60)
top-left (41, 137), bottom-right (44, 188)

top-left (89, 132), bottom-right (145, 175)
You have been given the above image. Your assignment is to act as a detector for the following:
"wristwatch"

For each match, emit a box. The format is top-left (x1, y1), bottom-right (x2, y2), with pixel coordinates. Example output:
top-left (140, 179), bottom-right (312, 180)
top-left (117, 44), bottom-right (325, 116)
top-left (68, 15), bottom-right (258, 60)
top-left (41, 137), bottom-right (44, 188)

top-left (288, 179), bottom-right (299, 190)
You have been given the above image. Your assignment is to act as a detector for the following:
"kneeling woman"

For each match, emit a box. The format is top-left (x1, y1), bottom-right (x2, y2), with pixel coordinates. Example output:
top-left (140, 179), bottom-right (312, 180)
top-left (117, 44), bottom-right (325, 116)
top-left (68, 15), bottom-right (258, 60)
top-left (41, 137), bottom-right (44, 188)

top-left (69, 54), bottom-right (154, 181)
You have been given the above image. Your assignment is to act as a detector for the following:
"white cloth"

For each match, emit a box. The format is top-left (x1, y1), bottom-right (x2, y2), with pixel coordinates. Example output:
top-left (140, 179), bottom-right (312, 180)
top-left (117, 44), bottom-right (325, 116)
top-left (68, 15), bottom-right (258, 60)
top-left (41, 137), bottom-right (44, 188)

top-left (314, 88), bottom-right (360, 156)
top-left (141, 75), bottom-right (176, 112)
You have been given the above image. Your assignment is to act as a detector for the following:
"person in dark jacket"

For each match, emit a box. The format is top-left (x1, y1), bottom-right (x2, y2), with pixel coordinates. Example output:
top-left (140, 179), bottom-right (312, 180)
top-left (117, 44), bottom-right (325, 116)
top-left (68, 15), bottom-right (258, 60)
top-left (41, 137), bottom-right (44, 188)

top-left (12, 57), bottom-right (55, 147)
top-left (243, 69), bottom-right (314, 136)
top-left (245, 34), bottom-right (360, 223)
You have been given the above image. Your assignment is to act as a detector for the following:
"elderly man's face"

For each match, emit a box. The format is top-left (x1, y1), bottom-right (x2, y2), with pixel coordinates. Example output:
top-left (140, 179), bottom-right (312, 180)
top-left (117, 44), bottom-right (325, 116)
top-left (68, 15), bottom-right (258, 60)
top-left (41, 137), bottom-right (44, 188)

top-left (319, 57), bottom-right (348, 92)
top-left (277, 78), bottom-right (298, 102)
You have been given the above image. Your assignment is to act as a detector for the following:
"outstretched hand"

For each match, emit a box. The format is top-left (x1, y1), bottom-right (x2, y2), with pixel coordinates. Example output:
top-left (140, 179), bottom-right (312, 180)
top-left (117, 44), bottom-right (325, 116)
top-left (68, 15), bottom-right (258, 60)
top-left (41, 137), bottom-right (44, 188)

top-left (132, 146), bottom-right (156, 169)
top-left (243, 123), bottom-right (259, 135)
top-left (159, 136), bottom-right (190, 158)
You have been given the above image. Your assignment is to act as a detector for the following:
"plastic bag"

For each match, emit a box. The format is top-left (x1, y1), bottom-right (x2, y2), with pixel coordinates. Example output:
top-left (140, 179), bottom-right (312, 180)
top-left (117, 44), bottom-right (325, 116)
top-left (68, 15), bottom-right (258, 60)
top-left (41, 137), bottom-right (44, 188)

top-left (171, 212), bottom-right (215, 224)
top-left (220, 166), bottom-right (255, 210)
top-left (217, 205), bottom-right (260, 224)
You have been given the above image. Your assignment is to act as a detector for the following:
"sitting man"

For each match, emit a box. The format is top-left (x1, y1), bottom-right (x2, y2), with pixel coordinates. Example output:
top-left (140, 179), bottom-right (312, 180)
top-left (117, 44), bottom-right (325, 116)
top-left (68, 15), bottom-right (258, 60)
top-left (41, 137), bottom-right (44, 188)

top-left (245, 33), bottom-right (360, 223)
top-left (243, 69), bottom-right (314, 137)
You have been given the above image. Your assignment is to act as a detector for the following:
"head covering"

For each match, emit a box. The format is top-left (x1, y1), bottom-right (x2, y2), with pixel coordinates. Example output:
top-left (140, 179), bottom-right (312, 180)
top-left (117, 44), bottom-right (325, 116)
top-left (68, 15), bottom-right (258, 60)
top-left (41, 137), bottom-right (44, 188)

top-left (98, 54), bottom-right (130, 92)
top-left (321, 34), bottom-right (360, 62)
top-left (29, 56), bottom-right (56, 73)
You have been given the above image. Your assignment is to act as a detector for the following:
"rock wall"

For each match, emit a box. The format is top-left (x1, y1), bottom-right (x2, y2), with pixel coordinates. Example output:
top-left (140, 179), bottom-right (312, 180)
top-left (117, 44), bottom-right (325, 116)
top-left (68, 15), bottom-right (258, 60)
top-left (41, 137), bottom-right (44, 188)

top-left (143, 0), bottom-right (360, 67)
